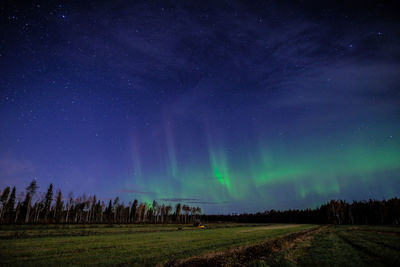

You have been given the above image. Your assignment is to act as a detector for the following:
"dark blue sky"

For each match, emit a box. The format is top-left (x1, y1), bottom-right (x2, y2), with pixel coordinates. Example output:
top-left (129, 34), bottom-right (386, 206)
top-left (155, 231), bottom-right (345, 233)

top-left (1, 1), bottom-right (400, 213)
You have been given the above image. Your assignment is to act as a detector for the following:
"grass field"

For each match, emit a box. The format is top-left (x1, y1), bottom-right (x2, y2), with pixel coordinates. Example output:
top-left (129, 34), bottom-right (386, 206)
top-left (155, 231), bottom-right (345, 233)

top-left (0, 223), bottom-right (398, 266)
top-left (254, 225), bottom-right (400, 267)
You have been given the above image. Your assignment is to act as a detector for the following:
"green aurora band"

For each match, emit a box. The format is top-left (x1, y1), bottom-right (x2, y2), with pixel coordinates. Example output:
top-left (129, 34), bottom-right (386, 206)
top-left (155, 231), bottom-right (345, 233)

top-left (121, 124), bottom-right (400, 213)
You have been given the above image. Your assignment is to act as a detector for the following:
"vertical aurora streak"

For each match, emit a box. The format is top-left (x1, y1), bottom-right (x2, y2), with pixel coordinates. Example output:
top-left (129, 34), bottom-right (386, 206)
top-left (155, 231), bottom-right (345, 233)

top-left (164, 119), bottom-right (178, 178)
top-left (210, 149), bottom-right (232, 192)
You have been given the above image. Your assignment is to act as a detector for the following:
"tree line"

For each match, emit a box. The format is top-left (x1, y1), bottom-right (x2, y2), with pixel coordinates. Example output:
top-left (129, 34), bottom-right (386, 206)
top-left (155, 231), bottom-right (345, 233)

top-left (0, 180), bottom-right (201, 224)
top-left (202, 198), bottom-right (400, 225)
top-left (1, 180), bottom-right (399, 225)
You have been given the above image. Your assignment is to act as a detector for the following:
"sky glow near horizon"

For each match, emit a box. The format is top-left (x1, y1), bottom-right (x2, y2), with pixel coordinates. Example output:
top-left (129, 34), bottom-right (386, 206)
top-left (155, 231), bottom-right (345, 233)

top-left (1, 1), bottom-right (400, 213)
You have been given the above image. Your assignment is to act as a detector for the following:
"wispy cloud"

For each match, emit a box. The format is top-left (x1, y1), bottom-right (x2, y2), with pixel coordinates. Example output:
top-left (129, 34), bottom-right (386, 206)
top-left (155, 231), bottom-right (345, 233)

top-left (116, 189), bottom-right (155, 195)
top-left (0, 158), bottom-right (34, 176)
top-left (159, 197), bottom-right (226, 205)
top-left (159, 197), bottom-right (201, 202)
top-left (185, 201), bottom-right (224, 205)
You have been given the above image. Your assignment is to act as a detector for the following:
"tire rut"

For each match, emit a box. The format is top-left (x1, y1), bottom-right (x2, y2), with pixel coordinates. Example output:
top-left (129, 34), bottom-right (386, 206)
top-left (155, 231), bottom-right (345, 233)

top-left (163, 226), bottom-right (323, 267)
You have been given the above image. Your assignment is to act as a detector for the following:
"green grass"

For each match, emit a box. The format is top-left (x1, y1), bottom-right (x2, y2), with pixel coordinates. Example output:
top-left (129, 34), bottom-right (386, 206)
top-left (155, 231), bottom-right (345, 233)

top-left (3, 224), bottom-right (397, 266)
top-left (0, 223), bottom-right (315, 266)
top-left (259, 225), bottom-right (400, 267)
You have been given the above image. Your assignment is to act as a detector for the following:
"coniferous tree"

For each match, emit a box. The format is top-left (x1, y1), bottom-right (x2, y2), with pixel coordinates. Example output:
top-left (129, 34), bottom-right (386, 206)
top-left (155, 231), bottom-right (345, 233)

top-left (65, 192), bottom-right (74, 223)
top-left (137, 203), bottom-right (144, 223)
top-left (175, 203), bottom-right (181, 223)
top-left (130, 199), bottom-right (138, 223)
top-left (182, 205), bottom-right (189, 223)
top-left (23, 179), bottom-right (39, 223)
top-left (142, 203), bottom-right (148, 223)
top-left (0, 186), bottom-right (10, 222)
top-left (1, 186), bottom-right (10, 205)
top-left (25, 180), bottom-right (38, 196)
top-left (106, 200), bottom-right (112, 223)
top-left (113, 197), bottom-right (119, 223)
top-left (90, 195), bottom-right (97, 223)
top-left (43, 183), bottom-right (53, 222)
top-left (100, 201), bottom-right (105, 223)
top-left (152, 200), bottom-right (158, 222)
top-left (55, 190), bottom-right (63, 223)
top-left (14, 202), bottom-right (21, 223)
top-left (5, 187), bottom-right (16, 222)
top-left (160, 204), bottom-right (166, 223)
top-left (95, 200), bottom-right (101, 223)
top-left (165, 205), bottom-right (172, 223)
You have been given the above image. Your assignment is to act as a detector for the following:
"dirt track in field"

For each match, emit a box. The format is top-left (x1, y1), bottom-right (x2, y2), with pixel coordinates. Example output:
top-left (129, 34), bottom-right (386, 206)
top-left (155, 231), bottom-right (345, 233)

top-left (163, 225), bottom-right (325, 267)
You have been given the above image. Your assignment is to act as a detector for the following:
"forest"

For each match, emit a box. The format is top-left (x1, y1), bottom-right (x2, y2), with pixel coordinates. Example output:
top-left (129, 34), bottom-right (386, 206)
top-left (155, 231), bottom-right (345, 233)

top-left (0, 180), bottom-right (399, 225)
top-left (0, 180), bottom-right (201, 224)
top-left (204, 198), bottom-right (400, 225)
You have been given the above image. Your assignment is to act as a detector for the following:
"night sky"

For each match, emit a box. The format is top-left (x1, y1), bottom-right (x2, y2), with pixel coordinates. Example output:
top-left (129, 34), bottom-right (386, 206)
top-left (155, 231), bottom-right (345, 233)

top-left (1, 1), bottom-right (400, 213)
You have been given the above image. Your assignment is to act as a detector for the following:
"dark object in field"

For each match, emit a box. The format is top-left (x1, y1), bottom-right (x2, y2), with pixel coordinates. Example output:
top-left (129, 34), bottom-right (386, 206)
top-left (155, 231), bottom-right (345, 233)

top-left (193, 220), bottom-right (205, 228)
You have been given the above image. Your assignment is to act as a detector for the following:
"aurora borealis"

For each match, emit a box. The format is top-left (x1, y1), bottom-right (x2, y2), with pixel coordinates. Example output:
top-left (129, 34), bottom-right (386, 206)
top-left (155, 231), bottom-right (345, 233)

top-left (1, 1), bottom-right (400, 213)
